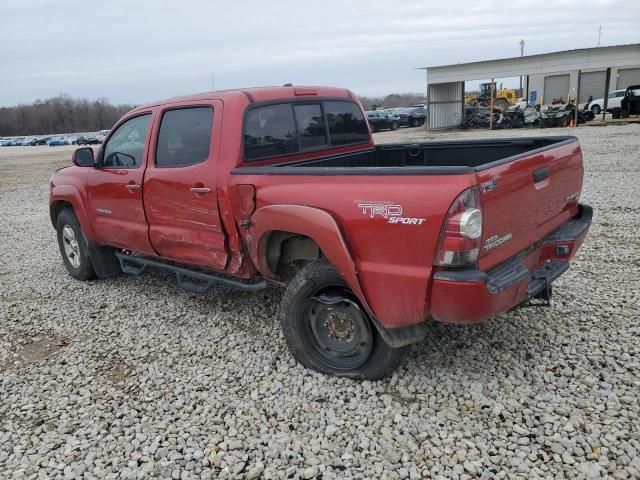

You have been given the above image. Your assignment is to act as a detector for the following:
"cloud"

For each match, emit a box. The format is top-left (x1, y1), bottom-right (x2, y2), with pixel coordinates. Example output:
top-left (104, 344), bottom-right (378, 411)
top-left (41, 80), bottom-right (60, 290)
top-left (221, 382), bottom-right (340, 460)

top-left (0, 0), bottom-right (638, 105)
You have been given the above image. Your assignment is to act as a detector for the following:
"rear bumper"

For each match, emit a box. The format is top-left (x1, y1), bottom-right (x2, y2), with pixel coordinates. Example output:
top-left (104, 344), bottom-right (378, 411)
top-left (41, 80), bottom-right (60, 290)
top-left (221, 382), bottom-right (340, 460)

top-left (430, 204), bottom-right (592, 324)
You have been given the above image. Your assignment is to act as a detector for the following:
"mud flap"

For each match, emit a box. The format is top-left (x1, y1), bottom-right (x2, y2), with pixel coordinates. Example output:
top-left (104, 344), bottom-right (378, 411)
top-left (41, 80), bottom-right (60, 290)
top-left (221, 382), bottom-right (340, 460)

top-left (86, 243), bottom-right (122, 278)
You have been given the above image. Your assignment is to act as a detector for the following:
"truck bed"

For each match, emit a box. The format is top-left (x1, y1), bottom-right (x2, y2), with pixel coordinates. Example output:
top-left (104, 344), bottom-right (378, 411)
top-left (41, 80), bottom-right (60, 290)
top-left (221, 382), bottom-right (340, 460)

top-left (235, 137), bottom-right (575, 174)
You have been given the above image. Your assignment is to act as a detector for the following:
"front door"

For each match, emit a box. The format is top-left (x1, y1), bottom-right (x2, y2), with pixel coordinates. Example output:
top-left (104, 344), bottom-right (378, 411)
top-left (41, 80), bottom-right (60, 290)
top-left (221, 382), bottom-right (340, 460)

top-left (143, 103), bottom-right (228, 270)
top-left (87, 112), bottom-right (156, 255)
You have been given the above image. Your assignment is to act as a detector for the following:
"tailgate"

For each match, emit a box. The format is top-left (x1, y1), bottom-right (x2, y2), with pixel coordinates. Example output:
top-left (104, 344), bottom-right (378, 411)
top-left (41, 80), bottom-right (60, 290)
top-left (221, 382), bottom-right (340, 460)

top-left (476, 138), bottom-right (583, 271)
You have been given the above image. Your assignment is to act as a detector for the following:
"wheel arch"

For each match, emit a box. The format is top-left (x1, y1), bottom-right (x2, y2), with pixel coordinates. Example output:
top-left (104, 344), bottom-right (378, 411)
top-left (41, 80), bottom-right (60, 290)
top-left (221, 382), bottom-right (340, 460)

top-left (49, 185), bottom-right (97, 243)
top-left (248, 205), bottom-right (369, 309)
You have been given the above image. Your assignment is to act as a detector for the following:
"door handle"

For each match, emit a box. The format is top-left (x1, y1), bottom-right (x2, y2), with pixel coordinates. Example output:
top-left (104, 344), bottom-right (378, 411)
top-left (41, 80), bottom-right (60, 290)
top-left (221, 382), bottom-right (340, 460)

top-left (532, 166), bottom-right (550, 183)
top-left (125, 183), bottom-right (141, 191)
top-left (190, 186), bottom-right (211, 194)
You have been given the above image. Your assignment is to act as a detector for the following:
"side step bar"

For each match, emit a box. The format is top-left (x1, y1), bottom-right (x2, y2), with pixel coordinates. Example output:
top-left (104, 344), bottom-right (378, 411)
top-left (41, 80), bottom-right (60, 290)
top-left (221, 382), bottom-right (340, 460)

top-left (115, 252), bottom-right (267, 294)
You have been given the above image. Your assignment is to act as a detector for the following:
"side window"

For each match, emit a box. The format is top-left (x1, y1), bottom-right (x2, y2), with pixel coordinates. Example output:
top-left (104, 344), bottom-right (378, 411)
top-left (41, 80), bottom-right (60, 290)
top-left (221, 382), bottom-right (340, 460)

top-left (324, 101), bottom-right (370, 146)
top-left (156, 107), bottom-right (213, 167)
top-left (294, 104), bottom-right (327, 150)
top-left (616, 91), bottom-right (625, 97)
top-left (244, 104), bottom-right (298, 160)
top-left (102, 114), bottom-right (151, 168)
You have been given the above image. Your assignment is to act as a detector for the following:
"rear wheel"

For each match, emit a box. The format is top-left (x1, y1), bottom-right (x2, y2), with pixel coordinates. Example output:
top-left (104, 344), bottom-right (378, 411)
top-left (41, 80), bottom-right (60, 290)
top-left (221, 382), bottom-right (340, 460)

top-left (280, 260), bottom-right (409, 379)
top-left (410, 118), bottom-right (419, 127)
top-left (56, 209), bottom-right (95, 280)
top-left (390, 121), bottom-right (399, 131)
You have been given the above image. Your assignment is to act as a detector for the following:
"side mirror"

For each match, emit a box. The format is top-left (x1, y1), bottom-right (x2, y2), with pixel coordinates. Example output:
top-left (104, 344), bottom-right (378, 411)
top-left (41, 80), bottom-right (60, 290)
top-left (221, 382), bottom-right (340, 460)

top-left (72, 147), bottom-right (95, 167)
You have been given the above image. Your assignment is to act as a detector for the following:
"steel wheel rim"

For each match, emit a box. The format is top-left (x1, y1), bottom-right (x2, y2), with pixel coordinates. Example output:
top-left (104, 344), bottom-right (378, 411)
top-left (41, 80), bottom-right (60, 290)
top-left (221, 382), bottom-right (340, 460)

top-left (302, 288), bottom-right (373, 370)
top-left (62, 225), bottom-right (81, 268)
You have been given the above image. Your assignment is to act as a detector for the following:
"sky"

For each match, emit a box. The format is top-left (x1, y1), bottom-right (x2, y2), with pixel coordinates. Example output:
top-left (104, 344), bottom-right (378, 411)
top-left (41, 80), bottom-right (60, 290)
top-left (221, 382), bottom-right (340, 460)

top-left (1, 0), bottom-right (639, 107)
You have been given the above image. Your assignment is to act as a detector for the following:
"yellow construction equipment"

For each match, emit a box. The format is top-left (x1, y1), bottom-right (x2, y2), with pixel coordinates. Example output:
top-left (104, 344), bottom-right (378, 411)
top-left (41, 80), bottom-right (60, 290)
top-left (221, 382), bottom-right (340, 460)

top-left (465, 82), bottom-right (517, 111)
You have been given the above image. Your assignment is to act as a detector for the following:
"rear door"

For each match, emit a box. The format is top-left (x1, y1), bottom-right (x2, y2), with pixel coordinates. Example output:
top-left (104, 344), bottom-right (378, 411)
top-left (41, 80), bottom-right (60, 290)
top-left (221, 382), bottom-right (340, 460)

top-left (87, 112), bottom-right (156, 254)
top-left (475, 139), bottom-right (583, 271)
top-left (143, 102), bottom-right (228, 270)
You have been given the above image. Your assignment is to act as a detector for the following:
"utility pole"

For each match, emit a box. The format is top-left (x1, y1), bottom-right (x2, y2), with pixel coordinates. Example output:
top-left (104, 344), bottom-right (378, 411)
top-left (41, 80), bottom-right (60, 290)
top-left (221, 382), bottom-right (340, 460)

top-left (519, 39), bottom-right (525, 96)
top-left (211, 73), bottom-right (215, 91)
top-left (489, 77), bottom-right (495, 130)
top-left (597, 26), bottom-right (602, 47)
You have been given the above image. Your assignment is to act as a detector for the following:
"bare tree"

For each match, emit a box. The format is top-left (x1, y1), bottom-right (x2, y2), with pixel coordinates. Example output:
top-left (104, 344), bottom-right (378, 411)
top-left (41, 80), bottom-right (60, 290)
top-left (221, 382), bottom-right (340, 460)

top-left (0, 94), bottom-right (135, 136)
top-left (358, 93), bottom-right (425, 110)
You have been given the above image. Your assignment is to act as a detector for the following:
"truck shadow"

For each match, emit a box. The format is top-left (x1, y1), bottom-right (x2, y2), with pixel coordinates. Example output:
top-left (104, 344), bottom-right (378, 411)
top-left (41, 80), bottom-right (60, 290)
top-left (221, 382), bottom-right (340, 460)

top-left (408, 308), bottom-right (562, 380)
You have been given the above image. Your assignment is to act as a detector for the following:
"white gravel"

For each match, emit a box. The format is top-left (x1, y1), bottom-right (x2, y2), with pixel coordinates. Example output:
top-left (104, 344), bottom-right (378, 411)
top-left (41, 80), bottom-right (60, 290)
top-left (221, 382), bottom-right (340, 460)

top-left (1, 124), bottom-right (639, 479)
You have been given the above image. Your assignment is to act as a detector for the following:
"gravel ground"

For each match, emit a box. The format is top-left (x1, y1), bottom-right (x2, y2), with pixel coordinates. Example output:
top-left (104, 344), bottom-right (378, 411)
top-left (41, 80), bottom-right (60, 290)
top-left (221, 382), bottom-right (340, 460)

top-left (1, 124), bottom-right (639, 479)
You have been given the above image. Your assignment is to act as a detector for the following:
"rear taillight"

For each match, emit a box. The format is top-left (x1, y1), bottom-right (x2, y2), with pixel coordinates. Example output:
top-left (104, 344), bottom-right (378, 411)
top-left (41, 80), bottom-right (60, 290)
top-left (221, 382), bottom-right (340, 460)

top-left (435, 186), bottom-right (483, 267)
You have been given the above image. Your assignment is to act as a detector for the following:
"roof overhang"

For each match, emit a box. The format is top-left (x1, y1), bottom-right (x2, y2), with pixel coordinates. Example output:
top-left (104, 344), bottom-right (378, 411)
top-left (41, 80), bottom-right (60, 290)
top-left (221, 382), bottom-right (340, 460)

top-left (421, 44), bottom-right (640, 84)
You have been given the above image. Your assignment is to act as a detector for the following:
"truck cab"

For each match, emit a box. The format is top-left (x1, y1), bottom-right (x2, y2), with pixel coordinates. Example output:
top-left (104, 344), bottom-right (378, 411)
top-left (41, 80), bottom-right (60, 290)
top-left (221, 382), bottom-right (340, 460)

top-left (50, 86), bottom-right (591, 379)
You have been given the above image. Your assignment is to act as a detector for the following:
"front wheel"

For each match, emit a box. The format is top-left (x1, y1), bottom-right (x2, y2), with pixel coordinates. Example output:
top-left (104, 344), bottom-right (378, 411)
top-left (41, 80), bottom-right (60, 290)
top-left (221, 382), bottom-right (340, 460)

top-left (280, 260), bottom-right (409, 379)
top-left (591, 105), bottom-right (601, 115)
top-left (56, 209), bottom-right (95, 280)
top-left (390, 121), bottom-right (399, 131)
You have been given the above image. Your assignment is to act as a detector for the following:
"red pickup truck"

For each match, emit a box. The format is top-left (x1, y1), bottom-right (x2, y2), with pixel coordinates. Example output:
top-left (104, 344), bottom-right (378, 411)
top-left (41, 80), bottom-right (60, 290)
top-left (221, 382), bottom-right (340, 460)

top-left (49, 86), bottom-right (591, 379)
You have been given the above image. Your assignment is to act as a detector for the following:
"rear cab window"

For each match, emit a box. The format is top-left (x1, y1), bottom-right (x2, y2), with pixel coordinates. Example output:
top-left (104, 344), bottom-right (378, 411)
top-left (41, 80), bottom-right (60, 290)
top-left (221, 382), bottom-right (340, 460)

top-left (156, 107), bottom-right (213, 167)
top-left (243, 99), bottom-right (368, 161)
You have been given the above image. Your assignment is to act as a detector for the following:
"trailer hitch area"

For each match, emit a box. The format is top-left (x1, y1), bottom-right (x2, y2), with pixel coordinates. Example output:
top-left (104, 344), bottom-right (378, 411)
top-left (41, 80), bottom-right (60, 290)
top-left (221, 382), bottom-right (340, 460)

top-left (527, 279), bottom-right (553, 308)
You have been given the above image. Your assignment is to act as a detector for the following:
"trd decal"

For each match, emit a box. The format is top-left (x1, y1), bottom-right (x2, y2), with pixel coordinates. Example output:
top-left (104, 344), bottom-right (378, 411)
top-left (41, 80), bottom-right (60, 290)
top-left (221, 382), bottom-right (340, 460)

top-left (356, 201), bottom-right (426, 225)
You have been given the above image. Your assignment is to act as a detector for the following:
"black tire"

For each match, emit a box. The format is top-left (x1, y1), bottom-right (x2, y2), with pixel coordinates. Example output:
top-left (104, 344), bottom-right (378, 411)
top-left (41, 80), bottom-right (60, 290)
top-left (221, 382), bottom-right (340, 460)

top-left (410, 118), bottom-right (419, 127)
top-left (611, 108), bottom-right (622, 119)
top-left (591, 105), bottom-right (601, 115)
top-left (280, 260), bottom-right (409, 380)
top-left (390, 121), bottom-right (399, 131)
top-left (56, 209), bottom-right (96, 281)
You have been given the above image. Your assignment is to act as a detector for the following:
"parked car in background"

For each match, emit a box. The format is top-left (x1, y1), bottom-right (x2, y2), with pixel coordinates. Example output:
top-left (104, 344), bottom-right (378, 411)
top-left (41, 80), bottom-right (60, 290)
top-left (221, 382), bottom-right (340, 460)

top-left (65, 136), bottom-right (79, 145)
top-left (48, 137), bottom-right (66, 146)
top-left (0, 138), bottom-right (15, 146)
top-left (96, 130), bottom-right (110, 142)
top-left (77, 134), bottom-right (101, 145)
top-left (366, 111), bottom-right (399, 131)
top-left (620, 84), bottom-right (640, 116)
top-left (586, 89), bottom-right (639, 115)
top-left (18, 137), bottom-right (34, 146)
top-left (394, 107), bottom-right (426, 127)
top-left (381, 109), bottom-right (401, 122)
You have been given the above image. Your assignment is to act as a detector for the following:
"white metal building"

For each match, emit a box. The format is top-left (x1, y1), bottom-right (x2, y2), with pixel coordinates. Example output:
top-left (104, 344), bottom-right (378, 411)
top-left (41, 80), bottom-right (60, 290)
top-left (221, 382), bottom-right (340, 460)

top-left (422, 43), bottom-right (640, 129)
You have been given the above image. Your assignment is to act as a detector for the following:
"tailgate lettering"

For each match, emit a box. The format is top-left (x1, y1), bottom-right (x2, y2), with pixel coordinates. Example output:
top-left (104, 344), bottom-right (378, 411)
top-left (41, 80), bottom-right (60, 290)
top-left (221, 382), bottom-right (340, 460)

top-left (484, 233), bottom-right (512, 251)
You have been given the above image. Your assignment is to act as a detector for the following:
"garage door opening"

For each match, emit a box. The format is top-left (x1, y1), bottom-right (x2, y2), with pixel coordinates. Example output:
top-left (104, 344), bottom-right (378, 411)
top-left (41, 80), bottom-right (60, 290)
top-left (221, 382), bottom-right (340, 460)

top-left (543, 74), bottom-right (570, 105)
